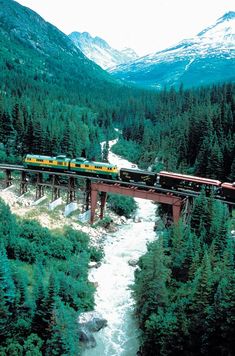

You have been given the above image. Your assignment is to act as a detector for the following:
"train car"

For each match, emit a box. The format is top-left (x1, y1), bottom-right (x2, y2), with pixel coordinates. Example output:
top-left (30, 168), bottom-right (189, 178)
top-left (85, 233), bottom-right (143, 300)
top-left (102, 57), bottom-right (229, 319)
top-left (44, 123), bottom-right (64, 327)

top-left (23, 154), bottom-right (70, 171)
top-left (70, 157), bottom-right (118, 179)
top-left (120, 168), bottom-right (157, 185)
top-left (159, 171), bottom-right (221, 193)
top-left (221, 182), bottom-right (235, 202)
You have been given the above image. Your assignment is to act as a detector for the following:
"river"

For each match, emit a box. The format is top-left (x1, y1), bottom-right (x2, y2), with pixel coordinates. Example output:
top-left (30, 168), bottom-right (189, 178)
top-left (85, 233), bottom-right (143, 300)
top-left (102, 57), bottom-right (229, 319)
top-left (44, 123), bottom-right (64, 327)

top-left (83, 140), bottom-right (157, 356)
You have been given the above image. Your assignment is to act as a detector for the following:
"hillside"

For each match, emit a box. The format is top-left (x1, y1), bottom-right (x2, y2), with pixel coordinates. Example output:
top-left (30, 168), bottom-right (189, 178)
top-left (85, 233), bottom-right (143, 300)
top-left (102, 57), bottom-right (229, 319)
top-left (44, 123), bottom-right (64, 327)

top-left (0, 0), bottom-right (129, 163)
top-left (0, 0), bottom-right (118, 98)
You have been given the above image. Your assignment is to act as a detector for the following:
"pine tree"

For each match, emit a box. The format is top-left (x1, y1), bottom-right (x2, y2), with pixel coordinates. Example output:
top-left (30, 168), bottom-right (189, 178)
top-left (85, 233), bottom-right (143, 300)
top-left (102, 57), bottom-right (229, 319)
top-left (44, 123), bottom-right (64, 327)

top-left (189, 250), bottom-right (214, 353)
top-left (133, 238), bottom-right (170, 329)
top-left (12, 103), bottom-right (24, 155)
top-left (190, 189), bottom-right (211, 238)
top-left (31, 261), bottom-right (47, 338)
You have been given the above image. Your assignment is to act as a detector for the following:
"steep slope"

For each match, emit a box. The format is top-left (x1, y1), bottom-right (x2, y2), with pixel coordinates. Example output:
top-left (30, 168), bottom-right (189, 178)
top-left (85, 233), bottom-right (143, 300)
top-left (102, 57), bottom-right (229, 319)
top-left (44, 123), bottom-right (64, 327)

top-left (69, 31), bottom-right (138, 69)
top-left (110, 12), bottom-right (235, 89)
top-left (0, 0), bottom-right (117, 99)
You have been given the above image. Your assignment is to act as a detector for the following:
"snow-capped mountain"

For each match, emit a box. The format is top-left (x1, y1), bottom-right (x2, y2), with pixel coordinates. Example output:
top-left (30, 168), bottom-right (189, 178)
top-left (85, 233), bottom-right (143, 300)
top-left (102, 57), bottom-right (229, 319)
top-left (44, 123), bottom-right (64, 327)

top-left (69, 31), bottom-right (138, 69)
top-left (110, 12), bottom-right (235, 89)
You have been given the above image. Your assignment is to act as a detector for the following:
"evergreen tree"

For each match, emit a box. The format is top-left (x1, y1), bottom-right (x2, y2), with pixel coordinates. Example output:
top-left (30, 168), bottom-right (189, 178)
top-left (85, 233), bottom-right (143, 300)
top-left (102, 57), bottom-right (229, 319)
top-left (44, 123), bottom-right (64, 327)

top-left (12, 103), bottom-right (24, 155)
top-left (133, 238), bottom-right (170, 329)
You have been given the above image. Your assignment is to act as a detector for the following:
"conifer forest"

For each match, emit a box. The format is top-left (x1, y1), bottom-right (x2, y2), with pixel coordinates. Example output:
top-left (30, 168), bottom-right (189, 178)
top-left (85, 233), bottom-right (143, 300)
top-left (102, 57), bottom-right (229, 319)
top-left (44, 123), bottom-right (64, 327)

top-left (0, 1), bottom-right (234, 355)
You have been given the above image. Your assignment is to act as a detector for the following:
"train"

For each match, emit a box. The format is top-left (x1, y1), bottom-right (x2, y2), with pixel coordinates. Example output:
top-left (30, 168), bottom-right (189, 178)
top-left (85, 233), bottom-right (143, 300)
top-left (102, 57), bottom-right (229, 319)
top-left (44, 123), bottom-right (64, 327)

top-left (23, 154), bottom-right (235, 203)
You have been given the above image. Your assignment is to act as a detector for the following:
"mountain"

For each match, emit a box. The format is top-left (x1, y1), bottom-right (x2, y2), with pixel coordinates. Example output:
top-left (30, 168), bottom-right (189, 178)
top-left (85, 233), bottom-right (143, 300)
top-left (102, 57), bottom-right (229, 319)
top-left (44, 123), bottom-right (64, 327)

top-left (0, 0), bottom-right (117, 98)
top-left (110, 12), bottom-right (235, 89)
top-left (69, 31), bottom-right (138, 69)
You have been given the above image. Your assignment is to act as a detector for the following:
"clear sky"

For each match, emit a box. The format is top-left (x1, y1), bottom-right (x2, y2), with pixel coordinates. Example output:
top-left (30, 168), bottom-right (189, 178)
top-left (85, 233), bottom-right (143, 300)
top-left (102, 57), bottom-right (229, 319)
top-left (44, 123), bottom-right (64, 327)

top-left (16, 0), bottom-right (234, 56)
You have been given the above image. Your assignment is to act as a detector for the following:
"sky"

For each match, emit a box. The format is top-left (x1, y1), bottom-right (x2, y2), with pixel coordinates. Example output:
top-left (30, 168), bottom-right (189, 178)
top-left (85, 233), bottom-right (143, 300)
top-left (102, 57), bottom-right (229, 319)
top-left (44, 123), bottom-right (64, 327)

top-left (16, 0), bottom-right (234, 56)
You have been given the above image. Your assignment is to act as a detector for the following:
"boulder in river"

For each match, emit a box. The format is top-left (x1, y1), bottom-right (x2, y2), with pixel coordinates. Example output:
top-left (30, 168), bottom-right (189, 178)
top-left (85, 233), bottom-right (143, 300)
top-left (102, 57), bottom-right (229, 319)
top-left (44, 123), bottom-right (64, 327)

top-left (77, 311), bottom-right (108, 348)
top-left (128, 259), bottom-right (138, 267)
top-left (88, 261), bottom-right (101, 269)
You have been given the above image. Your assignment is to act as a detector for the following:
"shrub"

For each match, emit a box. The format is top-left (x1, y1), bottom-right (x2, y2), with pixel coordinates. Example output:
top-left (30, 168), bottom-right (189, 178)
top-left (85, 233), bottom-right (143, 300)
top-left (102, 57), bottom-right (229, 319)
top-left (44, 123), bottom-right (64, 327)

top-left (108, 194), bottom-right (137, 218)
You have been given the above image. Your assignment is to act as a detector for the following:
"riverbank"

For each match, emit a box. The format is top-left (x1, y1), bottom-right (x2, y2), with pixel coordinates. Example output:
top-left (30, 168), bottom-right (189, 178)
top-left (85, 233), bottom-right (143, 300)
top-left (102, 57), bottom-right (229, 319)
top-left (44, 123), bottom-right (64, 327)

top-left (83, 197), bottom-right (157, 356)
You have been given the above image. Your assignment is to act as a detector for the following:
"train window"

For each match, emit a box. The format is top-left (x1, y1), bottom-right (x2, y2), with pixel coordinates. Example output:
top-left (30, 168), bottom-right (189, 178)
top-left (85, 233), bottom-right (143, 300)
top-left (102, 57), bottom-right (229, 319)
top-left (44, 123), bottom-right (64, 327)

top-left (95, 166), bottom-right (100, 169)
top-left (49, 160), bottom-right (53, 163)
top-left (36, 159), bottom-right (43, 162)
top-left (75, 164), bottom-right (81, 167)
top-left (85, 165), bottom-right (89, 168)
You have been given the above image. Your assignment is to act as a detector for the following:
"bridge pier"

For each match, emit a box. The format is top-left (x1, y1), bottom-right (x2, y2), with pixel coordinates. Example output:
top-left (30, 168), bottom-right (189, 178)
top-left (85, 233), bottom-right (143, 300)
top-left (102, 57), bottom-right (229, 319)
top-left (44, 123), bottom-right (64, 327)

top-left (85, 179), bottom-right (91, 211)
top-left (172, 201), bottom-right (182, 222)
top-left (51, 174), bottom-right (60, 201)
top-left (90, 189), bottom-right (98, 225)
top-left (35, 173), bottom-right (44, 199)
top-left (4, 169), bottom-right (12, 188)
top-left (100, 192), bottom-right (107, 219)
top-left (90, 190), bottom-right (108, 224)
top-left (67, 177), bottom-right (76, 203)
top-left (20, 171), bottom-right (28, 195)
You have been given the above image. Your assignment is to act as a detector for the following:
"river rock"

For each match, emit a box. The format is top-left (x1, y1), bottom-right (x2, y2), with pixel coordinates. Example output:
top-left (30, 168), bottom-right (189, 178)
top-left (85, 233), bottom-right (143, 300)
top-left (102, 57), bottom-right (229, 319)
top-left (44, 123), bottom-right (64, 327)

top-left (133, 216), bottom-right (142, 223)
top-left (120, 216), bottom-right (127, 224)
top-left (78, 311), bottom-right (108, 332)
top-left (88, 261), bottom-right (101, 269)
top-left (78, 311), bottom-right (108, 349)
top-left (128, 259), bottom-right (138, 267)
top-left (79, 328), bottom-right (96, 349)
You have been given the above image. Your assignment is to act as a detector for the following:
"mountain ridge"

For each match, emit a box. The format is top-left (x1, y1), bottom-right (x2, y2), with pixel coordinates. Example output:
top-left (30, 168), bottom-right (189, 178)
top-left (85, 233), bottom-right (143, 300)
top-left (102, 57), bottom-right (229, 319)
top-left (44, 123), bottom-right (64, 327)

top-left (109, 11), bottom-right (235, 89)
top-left (69, 31), bottom-right (139, 69)
top-left (0, 0), bottom-right (117, 94)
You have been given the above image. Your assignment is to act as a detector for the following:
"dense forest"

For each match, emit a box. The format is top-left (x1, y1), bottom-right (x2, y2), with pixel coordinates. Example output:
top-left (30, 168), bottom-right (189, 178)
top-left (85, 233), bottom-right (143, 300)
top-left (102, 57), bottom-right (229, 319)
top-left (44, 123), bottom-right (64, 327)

top-left (0, 2), bottom-right (234, 355)
top-left (0, 198), bottom-right (104, 355)
top-left (113, 83), bottom-right (235, 181)
top-left (1, 82), bottom-right (234, 184)
top-left (133, 192), bottom-right (235, 356)
top-left (0, 67), bottom-right (234, 356)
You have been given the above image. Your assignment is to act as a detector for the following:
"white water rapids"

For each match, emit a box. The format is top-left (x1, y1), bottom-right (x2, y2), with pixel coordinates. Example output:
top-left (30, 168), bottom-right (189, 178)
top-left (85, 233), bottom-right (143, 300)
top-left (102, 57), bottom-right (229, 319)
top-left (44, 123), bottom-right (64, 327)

top-left (83, 140), bottom-right (157, 356)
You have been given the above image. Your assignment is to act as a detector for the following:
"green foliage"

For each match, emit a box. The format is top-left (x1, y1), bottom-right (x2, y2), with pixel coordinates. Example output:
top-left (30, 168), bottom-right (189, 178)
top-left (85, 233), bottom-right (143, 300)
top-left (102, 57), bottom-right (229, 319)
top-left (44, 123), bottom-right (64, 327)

top-left (108, 194), bottom-right (137, 218)
top-left (111, 138), bottom-right (141, 164)
top-left (113, 83), bottom-right (235, 179)
top-left (133, 193), bottom-right (235, 355)
top-left (89, 246), bottom-right (104, 262)
top-left (0, 200), bottom-right (94, 354)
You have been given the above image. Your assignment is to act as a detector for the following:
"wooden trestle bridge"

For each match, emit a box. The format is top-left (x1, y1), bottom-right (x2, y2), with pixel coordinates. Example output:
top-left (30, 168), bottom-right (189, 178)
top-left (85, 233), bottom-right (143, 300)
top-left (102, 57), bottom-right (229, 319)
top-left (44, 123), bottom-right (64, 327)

top-left (0, 164), bottom-right (229, 224)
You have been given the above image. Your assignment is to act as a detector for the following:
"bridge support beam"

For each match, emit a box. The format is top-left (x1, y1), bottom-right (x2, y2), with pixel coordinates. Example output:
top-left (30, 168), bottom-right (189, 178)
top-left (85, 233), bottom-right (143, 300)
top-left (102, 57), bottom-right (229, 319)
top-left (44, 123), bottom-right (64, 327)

top-left (5, 169), bottom-right (12, 188)
top-left (90, 182), bottom-right (184, 225)
top-left (51, 175), bottom-right (60, 202)
top-left (67, 177), bottom-right (76, 203)
top-left (82, 179), bottom-right (91, 212)
top-left (90, 189), bottom-right (98, 225)
top-left (36, 173), bottom-right (44, 199)
top-left (20, 171), bottom-right (28, 195)
top-left (100, 192), bottom-right (107, 219)
top-left (90, 191), bottom-right (107, 224)
top-left (172, 201), bottom-right (182, 222)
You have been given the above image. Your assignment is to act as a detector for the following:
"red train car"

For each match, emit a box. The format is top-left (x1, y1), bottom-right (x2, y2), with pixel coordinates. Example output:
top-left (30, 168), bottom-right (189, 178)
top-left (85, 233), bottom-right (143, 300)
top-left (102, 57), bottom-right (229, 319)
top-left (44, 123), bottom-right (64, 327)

top-left (159, 171), bottom-right (221, 193)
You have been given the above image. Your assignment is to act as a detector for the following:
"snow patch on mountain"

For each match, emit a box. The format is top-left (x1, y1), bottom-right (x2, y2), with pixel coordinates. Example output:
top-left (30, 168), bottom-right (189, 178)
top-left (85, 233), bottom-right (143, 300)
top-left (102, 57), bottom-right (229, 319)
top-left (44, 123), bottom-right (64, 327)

top-left (110, 12), bottom-right (235, 89)
top-left (69, 31), bottom-right (138, 69)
